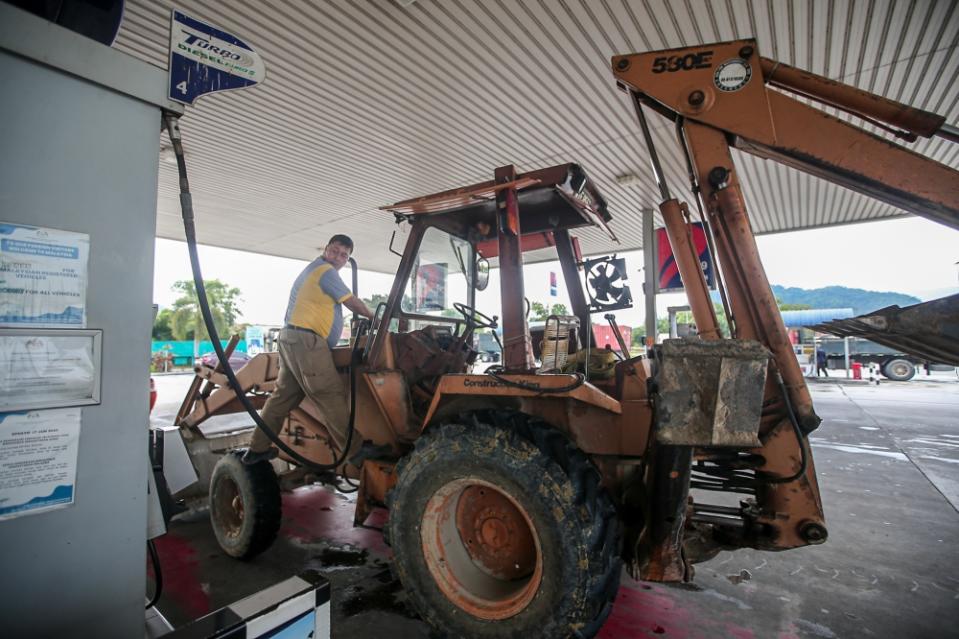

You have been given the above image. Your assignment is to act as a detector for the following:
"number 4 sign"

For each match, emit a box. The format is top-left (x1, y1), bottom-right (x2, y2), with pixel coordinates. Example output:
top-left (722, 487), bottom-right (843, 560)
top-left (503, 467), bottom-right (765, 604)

top-left (168, 9), bottom-right (266, 105)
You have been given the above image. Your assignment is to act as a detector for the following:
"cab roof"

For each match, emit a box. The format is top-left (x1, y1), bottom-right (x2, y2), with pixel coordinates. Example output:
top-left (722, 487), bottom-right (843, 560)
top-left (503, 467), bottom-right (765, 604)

top-left (380, 163), bottom-right (617, 244)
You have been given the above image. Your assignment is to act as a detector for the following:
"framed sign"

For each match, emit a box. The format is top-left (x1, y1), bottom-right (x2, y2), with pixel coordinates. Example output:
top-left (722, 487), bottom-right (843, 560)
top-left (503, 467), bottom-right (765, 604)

top-left (655, 223), bottom-right (717, 293)
top-left (0, 329), bottom-right (102, 412)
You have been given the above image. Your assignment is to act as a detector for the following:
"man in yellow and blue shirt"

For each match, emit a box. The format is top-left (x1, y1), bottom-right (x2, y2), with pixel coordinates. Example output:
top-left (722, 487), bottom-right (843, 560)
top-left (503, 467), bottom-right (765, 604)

top-left (243, 235), bottom-right (373, 465)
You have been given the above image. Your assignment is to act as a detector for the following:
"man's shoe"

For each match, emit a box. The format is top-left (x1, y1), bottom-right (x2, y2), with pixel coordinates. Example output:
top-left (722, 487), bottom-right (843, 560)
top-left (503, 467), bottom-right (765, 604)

top-left (241, 447), bottom-right (278, 465)
top-left (348, 441), bottom-right (394, 467)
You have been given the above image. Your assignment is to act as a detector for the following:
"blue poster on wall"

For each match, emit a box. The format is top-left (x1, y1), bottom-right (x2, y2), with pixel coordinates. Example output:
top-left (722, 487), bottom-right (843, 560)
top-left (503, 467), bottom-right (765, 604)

top-left (168, 10), bottom-right (266, 105)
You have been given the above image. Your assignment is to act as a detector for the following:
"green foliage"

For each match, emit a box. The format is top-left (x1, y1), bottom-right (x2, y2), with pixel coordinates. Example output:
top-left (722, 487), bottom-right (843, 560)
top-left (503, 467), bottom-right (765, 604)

top-left (152, 307), bottom-right (174, 340)
top-left (529, 301), bottom-right (571, 321)
top-left (658, 317), bottom-right (670, 335)
top-left (361, 293), bottom-right (390, 311)
top-left (169, 280), bottom-right (242, 353)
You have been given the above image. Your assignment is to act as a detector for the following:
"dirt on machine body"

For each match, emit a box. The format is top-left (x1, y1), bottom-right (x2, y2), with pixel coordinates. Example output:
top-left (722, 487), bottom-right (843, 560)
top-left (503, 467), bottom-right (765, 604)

top-left (173, 37), bottom-right (958, 639)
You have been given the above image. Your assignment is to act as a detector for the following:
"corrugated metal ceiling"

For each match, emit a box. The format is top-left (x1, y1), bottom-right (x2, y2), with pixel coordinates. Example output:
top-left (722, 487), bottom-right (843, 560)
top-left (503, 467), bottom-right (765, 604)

top-left (112, 0), bottom-right (959, 273)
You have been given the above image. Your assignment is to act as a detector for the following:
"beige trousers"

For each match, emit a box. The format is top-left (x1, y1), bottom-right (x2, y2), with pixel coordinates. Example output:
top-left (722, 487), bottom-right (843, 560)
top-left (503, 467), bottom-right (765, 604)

top-left (251, 328), bottom-right (360, 459)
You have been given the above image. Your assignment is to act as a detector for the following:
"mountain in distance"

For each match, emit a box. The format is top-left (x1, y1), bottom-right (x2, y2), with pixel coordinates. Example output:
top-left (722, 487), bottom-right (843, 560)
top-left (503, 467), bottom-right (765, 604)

top-left (709, 285), bottom-right (921, 315)
top-left (769, 285), bottom-right (921, 315)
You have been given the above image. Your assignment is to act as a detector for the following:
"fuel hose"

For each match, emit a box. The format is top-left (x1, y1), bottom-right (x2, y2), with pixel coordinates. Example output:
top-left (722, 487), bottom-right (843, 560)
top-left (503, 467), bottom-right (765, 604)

top-left (162, 112), bottom-right (360, 473)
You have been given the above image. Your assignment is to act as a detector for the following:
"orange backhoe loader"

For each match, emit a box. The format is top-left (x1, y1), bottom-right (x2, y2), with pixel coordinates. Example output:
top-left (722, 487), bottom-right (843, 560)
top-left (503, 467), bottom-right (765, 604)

top-left (173, 38), bottom-right (958, 638)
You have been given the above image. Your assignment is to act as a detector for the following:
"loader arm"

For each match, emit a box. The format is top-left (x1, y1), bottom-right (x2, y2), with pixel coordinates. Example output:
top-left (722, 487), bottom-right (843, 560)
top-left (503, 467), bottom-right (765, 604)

top-left (610, 39), bottom-right (958, 561)
top-left (613, 39), bottom-right (959, 230)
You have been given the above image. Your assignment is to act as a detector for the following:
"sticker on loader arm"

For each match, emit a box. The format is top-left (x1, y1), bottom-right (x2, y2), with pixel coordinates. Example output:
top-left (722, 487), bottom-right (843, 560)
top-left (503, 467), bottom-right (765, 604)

top-left (714, 58), bottom-right (752, 92)
top-left (168, 9), bottom-right (266, 105)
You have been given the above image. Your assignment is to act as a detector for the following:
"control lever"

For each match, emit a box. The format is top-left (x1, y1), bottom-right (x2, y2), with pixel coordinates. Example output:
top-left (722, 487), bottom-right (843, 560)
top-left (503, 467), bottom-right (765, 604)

top-left (604, 313), bottom-right (630, 359)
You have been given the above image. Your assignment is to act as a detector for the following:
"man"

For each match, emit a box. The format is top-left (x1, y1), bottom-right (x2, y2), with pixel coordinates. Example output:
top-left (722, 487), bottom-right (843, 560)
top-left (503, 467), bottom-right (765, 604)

top-left (242, 234), bottom-right (374, 466)
top-left (816, 347), bottom-right (829, 377)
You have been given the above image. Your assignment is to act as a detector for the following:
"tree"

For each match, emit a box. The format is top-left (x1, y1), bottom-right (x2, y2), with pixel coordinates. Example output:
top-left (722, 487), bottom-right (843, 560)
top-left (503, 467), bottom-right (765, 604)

top-left (631, 326), bottom-right (646, 348)
top-left (529, 301), bottom-right (570, 322)
top-left (169, 279), bottom-right (242, 358)
top-left (530, 302), bottom-right (549, 321)
top-left (152, 307), bottom-right (174, 341)
top-left (361, 293), bottom-right (390, 313)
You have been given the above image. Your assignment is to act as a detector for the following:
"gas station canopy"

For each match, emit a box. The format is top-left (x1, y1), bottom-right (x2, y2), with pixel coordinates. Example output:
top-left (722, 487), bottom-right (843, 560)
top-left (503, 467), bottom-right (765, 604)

top-left (113, 0), bottom-right (959, 273)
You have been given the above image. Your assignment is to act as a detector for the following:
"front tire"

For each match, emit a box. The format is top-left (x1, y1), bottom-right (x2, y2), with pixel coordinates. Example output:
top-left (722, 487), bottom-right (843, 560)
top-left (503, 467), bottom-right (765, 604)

top-left (209, 451), bottom-right (281, 559)
top-left (387, 412), bottom-right (621, 639)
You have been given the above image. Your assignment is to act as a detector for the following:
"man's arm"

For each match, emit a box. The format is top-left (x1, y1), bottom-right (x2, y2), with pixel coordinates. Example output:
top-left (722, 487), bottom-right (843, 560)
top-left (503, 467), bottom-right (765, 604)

top-left (343, 295), bottom-right (374, 320)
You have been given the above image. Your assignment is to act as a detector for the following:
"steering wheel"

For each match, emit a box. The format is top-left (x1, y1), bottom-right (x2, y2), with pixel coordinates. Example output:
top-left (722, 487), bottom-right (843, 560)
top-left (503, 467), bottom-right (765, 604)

top-left (453, 302), bottom-right (498, 329)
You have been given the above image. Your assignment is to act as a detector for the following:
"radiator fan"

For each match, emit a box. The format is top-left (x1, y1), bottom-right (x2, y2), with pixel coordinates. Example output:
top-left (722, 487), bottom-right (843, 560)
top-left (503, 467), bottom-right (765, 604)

top-left (585, 256), bottom-right (633, 312)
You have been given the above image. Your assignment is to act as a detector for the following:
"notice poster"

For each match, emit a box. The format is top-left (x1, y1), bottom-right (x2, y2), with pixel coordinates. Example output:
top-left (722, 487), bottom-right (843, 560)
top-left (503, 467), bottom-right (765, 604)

top-left (0, 223), bottom-right (89, 327)
top-left (0, 408), bottom-right (80, 520)
top-left (246, 325), bottom-right (265, 355)
top-left (0, 330), bottom-right (101, 412)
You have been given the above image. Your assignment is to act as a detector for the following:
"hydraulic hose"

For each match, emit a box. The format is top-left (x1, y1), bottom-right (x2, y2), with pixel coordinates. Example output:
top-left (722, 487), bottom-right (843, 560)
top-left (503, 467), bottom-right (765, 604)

top-left (162, 113), bottom-right (360, 473)
top-left (761, 372), bottom-right (810, 484)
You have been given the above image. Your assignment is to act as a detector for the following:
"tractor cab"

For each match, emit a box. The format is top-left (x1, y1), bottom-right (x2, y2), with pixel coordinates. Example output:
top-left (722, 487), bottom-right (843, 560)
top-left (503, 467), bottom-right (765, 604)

top-left (367, 163), bottom-right (632, 401)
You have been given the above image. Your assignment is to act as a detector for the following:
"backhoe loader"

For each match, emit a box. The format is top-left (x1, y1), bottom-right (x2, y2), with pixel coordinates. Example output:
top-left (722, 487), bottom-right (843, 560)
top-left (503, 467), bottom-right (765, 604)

top-left (174, 38), bottom-right (958, 638)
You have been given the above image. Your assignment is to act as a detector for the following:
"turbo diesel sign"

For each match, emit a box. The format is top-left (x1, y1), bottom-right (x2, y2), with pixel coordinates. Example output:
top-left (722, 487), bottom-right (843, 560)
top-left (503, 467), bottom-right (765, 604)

top-left (168, 10), bottom-right (266, 105)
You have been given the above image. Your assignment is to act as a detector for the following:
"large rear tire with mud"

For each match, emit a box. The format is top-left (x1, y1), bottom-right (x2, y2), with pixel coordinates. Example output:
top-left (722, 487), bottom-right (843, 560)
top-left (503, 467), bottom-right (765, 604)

top-left (209, 451), bottom-right (282, 559)
top-left (387, 411), bottom-right (621, 639)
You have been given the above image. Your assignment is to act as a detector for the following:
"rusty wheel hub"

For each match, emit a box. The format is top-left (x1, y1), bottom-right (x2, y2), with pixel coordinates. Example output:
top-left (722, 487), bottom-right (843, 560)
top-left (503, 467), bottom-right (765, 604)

top-left (212, 478), bottom-right (244, 539)
top-left (456, 486), bottom-right (536, 580)
top-left (421, 478), bottom-right (542, 620)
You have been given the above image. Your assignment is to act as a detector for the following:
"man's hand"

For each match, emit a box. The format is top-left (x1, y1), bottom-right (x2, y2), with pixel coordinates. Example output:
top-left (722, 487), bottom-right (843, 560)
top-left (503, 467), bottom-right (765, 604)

top-left (344, 295), bottom-right (374, 320)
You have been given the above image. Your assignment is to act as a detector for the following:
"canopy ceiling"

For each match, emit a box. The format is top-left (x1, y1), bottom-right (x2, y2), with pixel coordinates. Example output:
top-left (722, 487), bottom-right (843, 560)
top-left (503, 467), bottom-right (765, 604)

top-left (112, 0), bottom-right (959, 272)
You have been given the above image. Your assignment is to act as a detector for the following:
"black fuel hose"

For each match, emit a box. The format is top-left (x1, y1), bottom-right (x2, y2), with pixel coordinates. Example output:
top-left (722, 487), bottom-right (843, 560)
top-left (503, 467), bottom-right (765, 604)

top-left (145, 539), bottom-right (162, 610)
top-left (162, 113), bottom-right (360, 473)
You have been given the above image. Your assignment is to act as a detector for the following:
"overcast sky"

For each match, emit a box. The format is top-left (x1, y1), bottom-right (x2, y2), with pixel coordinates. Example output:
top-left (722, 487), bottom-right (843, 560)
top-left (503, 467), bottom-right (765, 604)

top-left (153, 215), bottom-right (958, 329)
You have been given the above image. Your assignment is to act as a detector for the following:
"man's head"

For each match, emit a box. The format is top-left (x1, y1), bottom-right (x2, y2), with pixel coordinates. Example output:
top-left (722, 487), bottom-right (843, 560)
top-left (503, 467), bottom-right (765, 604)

top-left (323, 234), bottom-right (354, 270)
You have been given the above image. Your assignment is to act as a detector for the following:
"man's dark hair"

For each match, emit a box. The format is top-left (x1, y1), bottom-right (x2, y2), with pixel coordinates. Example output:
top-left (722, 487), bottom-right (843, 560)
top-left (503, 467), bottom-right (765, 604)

top-left (327, 234), bottom-right (354, 251)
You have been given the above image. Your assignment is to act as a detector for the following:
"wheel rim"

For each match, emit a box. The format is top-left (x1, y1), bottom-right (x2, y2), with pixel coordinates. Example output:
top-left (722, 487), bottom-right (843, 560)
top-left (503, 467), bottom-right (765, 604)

top-left (212, 477), bottom-right (244, 539)
top-left (890, 362), bottom-right (910, 377)
top-left (421, 477), bottom-right (542, 620)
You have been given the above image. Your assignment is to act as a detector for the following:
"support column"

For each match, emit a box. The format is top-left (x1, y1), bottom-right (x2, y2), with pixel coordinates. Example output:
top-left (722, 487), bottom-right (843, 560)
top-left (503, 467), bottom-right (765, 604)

top-left (643, 208), bottom-right (658, 345)
top-left (495, 165), bottom-right (534, 372)
top-left (844, 337), bottom-right (851, 378)
top-left (554, 229), bottom-right (592, 349)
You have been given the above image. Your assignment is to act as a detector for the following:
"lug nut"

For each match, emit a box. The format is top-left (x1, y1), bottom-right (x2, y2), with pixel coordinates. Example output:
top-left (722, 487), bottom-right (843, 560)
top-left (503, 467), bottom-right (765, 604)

top-left (688, 90), bottom-right (705, 106)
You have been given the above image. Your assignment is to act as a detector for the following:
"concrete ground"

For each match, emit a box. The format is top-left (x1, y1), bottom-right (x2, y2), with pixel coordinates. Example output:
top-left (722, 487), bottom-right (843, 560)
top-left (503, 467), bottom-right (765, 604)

top-left (150, 373), bottom-right (959, 638)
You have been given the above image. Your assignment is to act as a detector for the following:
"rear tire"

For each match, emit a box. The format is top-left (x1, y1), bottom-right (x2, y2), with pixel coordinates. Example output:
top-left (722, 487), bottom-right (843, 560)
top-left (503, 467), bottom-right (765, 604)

top-left (882, 358), bottom-right (916, 381)
top-left (209, 451), bottom-right (281, 559)
top-left (387, 412), bottom-right (621, 639)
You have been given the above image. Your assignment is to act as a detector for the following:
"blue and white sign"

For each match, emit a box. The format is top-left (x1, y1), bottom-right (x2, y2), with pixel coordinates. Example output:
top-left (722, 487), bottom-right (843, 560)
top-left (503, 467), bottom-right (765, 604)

top-left (0, 223), bottom-right (89, 327)
top-left (0, 408), bottom-right (80, 521)
top-left (246, 325), bottom-right (265, 356)
top-left (168, 9), bottom-right (266, 105)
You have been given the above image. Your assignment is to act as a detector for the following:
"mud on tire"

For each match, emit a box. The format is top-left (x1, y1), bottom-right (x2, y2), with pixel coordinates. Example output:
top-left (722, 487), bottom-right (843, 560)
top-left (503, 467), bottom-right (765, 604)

top-left (387, 411), bottom-right (622, 639)
top-left (209, 451), bottom-right (282, 559)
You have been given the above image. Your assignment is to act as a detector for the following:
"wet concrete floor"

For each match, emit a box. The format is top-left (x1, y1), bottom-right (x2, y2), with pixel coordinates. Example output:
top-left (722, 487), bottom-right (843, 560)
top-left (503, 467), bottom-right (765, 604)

top-left (151, 376), bottom-right (959, 638)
